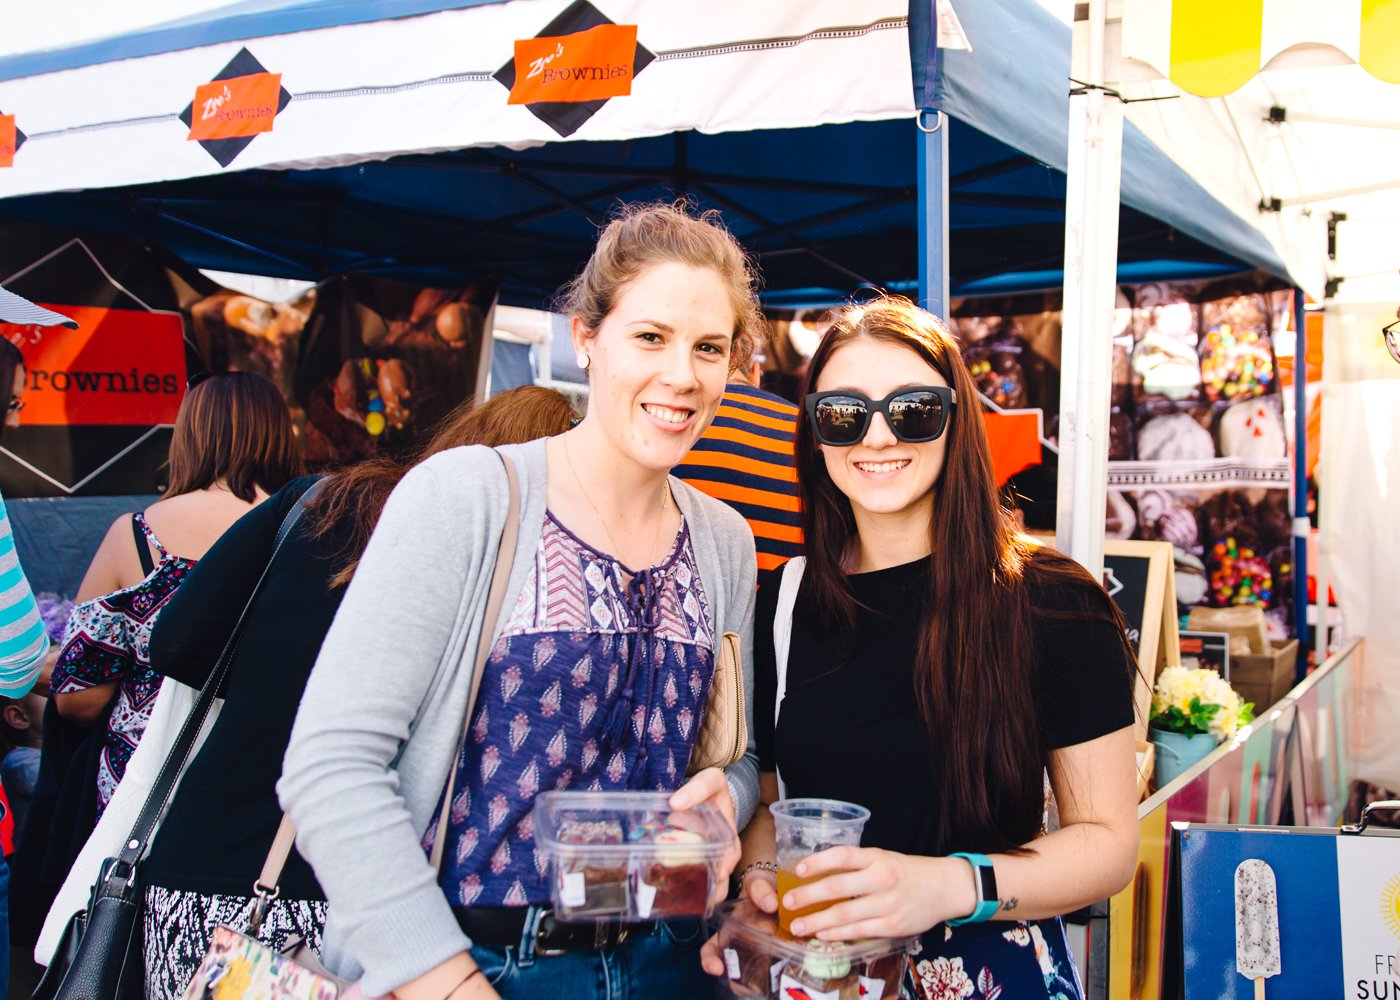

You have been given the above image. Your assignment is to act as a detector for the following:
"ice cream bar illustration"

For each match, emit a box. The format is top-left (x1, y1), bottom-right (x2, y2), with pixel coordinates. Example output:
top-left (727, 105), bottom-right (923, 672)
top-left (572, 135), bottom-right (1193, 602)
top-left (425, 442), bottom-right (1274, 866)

top-left (1235, 859), bottom-right (1280, 996)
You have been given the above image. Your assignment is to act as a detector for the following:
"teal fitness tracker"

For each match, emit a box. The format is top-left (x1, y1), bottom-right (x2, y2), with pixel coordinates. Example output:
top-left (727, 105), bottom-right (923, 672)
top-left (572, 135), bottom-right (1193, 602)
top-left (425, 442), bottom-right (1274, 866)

top-left (947, 852), bottom-right (999, 926)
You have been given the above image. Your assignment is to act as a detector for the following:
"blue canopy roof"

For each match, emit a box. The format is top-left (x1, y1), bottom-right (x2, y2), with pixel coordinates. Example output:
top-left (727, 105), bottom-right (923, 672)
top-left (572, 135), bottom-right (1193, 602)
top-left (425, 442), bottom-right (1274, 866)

top-left (0, 0), bottom-right (1290, 305)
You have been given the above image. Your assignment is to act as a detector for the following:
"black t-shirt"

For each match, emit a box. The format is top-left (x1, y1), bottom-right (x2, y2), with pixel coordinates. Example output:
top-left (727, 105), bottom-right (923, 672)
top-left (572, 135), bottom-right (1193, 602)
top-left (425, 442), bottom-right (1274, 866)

top-left (144, 477), bottom-right (346, 899)
top-left (753, 554), bottom-right (1134, 858)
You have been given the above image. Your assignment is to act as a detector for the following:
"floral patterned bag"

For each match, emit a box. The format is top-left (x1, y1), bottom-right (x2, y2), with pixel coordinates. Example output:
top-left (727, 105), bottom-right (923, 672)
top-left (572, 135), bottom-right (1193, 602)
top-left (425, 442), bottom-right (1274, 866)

top-left (179, 926), bottom-right (342, 1000)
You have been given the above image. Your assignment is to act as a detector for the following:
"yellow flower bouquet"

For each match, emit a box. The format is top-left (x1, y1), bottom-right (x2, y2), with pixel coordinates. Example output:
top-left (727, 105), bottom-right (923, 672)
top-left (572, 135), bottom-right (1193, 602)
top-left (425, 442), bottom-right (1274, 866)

top-left (1150, 665), bottom-right (1255, 742)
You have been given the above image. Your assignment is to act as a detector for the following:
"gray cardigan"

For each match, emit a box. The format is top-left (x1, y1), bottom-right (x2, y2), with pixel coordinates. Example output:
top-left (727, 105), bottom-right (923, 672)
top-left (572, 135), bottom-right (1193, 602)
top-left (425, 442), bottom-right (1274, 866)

top-left (278, 438), bottom-right (758, 993)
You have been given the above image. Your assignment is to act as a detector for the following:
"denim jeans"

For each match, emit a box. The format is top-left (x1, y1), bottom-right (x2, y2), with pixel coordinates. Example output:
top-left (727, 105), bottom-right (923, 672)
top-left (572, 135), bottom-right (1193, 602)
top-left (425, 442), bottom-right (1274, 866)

top-left (470, 908), bottom-right (714, 1000)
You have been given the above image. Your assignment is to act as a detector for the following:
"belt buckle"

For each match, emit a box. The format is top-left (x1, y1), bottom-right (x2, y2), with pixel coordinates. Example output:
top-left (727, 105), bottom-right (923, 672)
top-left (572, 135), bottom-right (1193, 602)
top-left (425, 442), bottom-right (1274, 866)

top-left (534, 910), bottom-right (571, 958)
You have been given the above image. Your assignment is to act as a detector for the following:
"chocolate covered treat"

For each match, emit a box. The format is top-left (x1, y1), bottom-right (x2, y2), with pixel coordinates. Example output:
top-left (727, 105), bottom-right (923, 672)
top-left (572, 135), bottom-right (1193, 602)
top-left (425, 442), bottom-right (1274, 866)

top-left (1106, 491), bottom-right (1137, 540)
top-left (778, 940), bottom-right (861, 1000)
top-left (1219, 397), bottom-right (1285, 459)
top-left (632, 825), bottom-right (713, 918)
top-left (1109, 409), bottom-right (1135, 461)
top-left (1136, 412), bottom-right (1215, 463)
top-left (1132, 285), bottom-right (1201, 402)
top-left (555, 818), bottom-right (629, 917)
top-left (963, 329), bottom-right (1031, 409)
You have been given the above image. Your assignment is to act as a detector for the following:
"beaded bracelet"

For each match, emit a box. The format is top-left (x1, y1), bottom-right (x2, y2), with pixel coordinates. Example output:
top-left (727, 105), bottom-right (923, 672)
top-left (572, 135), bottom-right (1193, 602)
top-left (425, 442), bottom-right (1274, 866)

top-left (736, 860), bottom-right (778, 888)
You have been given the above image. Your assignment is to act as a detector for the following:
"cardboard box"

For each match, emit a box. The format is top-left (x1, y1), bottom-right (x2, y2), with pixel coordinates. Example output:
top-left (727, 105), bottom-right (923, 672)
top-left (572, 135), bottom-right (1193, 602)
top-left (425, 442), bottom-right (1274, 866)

top-left (1230, 639), bottom-right (1299, 712)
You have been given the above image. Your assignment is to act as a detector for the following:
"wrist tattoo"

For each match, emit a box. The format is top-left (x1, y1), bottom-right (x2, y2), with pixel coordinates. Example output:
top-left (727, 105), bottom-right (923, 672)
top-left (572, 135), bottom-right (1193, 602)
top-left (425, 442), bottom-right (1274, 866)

top-left (998, 896), bottom-right (1019, 912)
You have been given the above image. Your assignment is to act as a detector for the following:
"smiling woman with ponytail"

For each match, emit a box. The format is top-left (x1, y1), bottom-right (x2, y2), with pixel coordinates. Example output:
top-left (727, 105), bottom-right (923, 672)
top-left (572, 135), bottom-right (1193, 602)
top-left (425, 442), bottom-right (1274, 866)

top-left (280, 202), bottom-right (764, 1000)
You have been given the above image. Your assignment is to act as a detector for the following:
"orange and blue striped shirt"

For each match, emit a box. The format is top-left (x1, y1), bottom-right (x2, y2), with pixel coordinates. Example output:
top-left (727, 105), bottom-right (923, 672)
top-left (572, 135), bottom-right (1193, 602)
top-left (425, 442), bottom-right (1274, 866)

top-left (676, 383), bottom-right (802, 572)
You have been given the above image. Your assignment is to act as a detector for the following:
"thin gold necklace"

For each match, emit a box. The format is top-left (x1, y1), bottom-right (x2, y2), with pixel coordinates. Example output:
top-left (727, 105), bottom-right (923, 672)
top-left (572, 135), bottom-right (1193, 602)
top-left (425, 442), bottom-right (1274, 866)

top-left (562, 436), bottom-right (670, 568)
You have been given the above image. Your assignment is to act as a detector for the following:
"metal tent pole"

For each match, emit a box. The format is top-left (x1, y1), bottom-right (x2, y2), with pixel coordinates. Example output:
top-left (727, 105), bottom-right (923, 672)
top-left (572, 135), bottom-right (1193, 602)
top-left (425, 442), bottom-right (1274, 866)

top-left (917, 110), bottom-right (950, 322)
top-left (1292, 288), bottom-right (1311, 665)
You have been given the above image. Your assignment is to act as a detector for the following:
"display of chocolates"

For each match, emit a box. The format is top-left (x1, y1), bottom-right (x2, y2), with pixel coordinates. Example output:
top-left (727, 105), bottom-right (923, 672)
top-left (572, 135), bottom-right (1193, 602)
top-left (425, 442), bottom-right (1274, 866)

top-left (534, 791), bottom-right (735, 921)
top-left (711, 901), bottom-right (914, 1000)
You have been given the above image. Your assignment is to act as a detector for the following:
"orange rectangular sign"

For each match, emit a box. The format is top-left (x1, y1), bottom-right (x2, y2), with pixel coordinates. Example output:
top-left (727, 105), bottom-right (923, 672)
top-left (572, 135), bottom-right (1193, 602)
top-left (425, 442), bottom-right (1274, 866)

top-left (982, 409), bottom-right (1044, 486)
top-left (188, 72), bottom-right (282, 141)
top-left (0, 115), bottom-right (15, 169)
top-left (2, 305), bottom-right (186, 425)
top-left (509, 24), bottom-right (637, 105)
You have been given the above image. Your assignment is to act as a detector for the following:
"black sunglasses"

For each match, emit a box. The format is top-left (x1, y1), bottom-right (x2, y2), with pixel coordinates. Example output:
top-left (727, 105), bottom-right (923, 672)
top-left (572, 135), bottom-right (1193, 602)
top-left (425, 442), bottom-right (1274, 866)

top-left (804, 385), bottom-right (957, 446)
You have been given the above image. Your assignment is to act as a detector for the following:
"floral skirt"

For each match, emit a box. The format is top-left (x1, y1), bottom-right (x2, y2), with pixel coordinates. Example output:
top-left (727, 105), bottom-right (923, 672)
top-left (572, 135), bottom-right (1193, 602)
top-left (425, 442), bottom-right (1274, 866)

top-left (910, 918), bottom-right (1082, 1000)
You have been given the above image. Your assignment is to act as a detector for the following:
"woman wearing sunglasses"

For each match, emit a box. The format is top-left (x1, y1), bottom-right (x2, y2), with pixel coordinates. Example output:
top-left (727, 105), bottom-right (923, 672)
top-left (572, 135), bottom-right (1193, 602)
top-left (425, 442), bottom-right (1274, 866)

top-left (704, 296), bottom-right (1138, 999)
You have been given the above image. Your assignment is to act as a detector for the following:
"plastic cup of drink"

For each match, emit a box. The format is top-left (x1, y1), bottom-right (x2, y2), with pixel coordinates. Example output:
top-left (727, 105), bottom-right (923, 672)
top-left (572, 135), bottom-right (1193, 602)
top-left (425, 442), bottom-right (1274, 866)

top-left (769, 798), bottom-right (870, 935)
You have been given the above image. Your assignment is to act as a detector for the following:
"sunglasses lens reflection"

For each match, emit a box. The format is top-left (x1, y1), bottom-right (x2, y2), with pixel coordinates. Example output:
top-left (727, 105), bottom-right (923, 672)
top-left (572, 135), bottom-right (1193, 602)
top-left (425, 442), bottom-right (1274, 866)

top-left (814, 396), bottom-right (868, 444)
top-left (888, 391), bottom-right (946, 441)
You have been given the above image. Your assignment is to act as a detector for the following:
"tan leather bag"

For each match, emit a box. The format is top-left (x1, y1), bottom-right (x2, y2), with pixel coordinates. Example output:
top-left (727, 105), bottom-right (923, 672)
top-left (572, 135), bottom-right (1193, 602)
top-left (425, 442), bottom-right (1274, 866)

top-left (687, 630), bottom-right (747, 774)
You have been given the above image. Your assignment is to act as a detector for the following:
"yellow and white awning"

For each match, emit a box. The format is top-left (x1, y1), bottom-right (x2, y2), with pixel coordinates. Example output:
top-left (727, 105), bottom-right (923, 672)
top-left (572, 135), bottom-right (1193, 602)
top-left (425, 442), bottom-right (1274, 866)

top-left (1121, 0), bottom-right (1400, 97)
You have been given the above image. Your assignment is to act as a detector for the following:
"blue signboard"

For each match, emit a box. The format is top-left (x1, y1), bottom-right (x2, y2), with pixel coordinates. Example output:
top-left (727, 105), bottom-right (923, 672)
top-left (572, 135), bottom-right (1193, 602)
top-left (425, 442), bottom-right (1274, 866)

top-left (1178, 824), bottom-right (1400, 1000)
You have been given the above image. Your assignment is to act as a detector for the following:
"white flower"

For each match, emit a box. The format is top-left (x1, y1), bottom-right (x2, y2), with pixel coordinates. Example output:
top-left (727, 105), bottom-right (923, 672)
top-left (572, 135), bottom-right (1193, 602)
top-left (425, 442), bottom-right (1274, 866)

top-left (1151, 664), bottom-right (1248, 738)
top-left (1028, 925), bottom-right (1056, 978)
top-left (1002, 926), bottom-right (1031, 946)
top-left (915, 957), bottom-right (976, 1000)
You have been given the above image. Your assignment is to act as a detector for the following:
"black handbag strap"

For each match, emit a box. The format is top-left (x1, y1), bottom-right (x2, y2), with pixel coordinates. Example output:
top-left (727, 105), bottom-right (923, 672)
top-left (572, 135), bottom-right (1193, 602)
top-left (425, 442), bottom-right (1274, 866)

top-left (106, 479), bottom-right (326, 886)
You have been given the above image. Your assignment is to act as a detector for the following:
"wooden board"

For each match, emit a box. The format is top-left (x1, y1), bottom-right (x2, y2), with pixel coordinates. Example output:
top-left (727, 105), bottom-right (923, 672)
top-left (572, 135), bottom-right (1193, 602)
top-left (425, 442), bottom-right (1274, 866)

top-left (1103, 539), bottom-right (1180, 741)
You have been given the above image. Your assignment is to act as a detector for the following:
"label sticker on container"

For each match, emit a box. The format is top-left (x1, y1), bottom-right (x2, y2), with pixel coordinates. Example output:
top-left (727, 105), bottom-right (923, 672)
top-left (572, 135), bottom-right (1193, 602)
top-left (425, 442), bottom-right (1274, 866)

top-left (859, 975), bottom-right (887, 1000)
top-left (635, 879), bottom-right (657, 918)
top-left (560, 871), bottom-right (585, 907)
top-left (769, 961), bottom-right (786, 995)
top-left (722, 948), bottom-right (740, 980)
top-left (778, 973), bottom-right (841, 1000)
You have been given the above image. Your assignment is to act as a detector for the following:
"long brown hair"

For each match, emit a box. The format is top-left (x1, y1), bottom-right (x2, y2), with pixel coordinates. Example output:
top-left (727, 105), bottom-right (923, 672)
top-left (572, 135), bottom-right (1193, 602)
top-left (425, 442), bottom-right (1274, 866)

top-left (308, 385), bottom-right (578, 587)
top-left (163, 371), bottom-right (301, 501)
top-left (794, 296), bottom-right (1135, 855)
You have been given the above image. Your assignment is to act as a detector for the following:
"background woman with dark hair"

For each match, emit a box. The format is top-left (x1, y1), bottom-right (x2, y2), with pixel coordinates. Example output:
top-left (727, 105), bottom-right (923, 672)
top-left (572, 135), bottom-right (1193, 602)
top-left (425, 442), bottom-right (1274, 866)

top-left (705, 296), bottom-right (1138, 999)
top-left (35, 386), bottom-right (580, 999)
top-left (50, 371), bottom-right (298, 813)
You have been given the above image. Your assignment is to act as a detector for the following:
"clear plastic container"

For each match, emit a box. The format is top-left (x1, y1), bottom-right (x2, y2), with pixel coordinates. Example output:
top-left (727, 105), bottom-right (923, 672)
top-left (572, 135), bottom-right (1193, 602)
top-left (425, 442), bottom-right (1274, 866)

top-left (709, 901), bottom-right (914, 1000)
top-left (533, 790), bottom-right (737, 921)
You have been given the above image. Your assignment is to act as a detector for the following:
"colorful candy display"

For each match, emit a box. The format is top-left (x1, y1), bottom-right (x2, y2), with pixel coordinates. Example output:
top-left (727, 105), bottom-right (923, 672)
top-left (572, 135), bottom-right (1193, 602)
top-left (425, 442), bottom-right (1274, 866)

top-left (1209, 536), bottom-right (1274, 607)
top-left (1200, 323), bottom-right (1274, 402)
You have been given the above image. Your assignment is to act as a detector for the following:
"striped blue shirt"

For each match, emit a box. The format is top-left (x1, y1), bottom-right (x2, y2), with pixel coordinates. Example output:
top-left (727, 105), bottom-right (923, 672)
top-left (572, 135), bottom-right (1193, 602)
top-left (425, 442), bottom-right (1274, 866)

top-left (0, 495), bottom-right (48, 696)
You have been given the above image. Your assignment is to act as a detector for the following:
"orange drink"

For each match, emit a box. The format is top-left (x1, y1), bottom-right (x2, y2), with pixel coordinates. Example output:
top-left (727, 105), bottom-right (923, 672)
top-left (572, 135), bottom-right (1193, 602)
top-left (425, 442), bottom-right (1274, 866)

top-left (777, 866), bottom-right (837, 934)
top-left (769, 798), bottom-right (870, 936)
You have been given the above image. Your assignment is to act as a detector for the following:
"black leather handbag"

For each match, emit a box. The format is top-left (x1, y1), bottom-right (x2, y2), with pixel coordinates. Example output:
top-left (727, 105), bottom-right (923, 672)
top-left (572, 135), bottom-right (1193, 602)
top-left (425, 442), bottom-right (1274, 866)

top-left (32, 482), bottom-right (324, 1000)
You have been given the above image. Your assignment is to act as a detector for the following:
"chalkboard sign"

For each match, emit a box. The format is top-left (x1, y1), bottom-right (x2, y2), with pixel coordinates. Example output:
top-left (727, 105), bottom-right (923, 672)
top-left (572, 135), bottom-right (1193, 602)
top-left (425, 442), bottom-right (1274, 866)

top-left (1103, 540), bottom-right (1179, 740)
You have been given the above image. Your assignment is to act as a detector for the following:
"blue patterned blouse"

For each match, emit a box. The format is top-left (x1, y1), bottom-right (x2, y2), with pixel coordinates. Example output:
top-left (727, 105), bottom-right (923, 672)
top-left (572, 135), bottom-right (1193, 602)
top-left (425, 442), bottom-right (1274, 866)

top-left (430, 512), bottom-right (716, 908)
